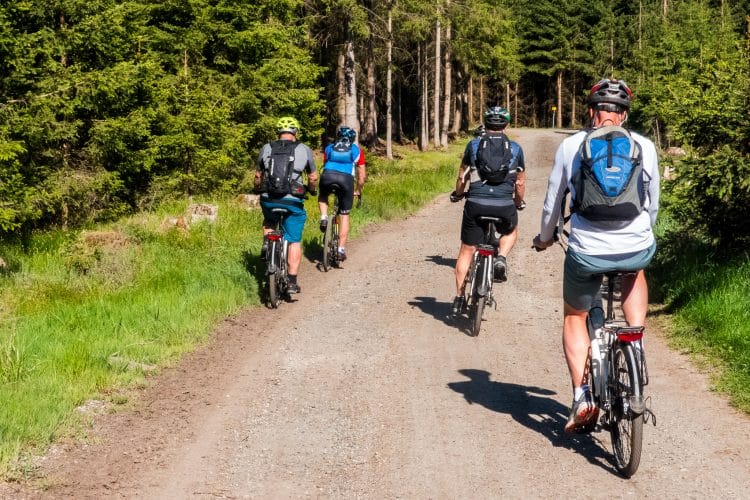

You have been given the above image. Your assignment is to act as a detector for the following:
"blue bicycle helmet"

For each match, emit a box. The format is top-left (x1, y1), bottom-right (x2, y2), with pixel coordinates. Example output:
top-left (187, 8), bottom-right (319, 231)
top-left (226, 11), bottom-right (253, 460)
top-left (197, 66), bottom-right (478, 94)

top-left (338, 126), bottom-right (356, 142)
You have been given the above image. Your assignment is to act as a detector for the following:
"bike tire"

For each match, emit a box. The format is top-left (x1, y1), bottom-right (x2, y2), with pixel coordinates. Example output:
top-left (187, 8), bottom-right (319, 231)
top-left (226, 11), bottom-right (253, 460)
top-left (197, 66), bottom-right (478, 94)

top-left (468, 258), bottom-right (487, 336)
top-left (609, 342), bottom-right (644, 477)
top-left (322, 215), bottom-right (335, 271)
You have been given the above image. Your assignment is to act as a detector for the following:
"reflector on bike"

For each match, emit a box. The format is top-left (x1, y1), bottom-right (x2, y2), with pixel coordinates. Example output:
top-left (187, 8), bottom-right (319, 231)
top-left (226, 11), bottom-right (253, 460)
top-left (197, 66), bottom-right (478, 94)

top-left (477, 248), bottom-right (494, 257)
top-left (267, 233), bottom-right (282, 241)
top-left (616, 326), bottom-right (644, 342)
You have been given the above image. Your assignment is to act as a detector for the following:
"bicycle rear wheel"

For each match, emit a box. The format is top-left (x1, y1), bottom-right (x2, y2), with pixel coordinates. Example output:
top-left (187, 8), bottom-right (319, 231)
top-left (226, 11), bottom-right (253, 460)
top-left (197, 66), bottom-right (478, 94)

top-left (609, 342), bottom-right (644, 477)
top-left (322, 215), bottom-right (335, 271)
top-left (468, 258), bottom-right (487, 337)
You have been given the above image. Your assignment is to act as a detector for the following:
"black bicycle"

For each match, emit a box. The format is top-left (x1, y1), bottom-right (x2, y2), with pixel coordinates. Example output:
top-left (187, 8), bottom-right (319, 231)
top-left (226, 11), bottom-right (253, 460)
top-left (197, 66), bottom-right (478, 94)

top-left (321, 187), bottom-right (361, 271)
top-left (461, 216), bottom-right (502, 336)
top-left (264, 207), bottom-right (291, 308)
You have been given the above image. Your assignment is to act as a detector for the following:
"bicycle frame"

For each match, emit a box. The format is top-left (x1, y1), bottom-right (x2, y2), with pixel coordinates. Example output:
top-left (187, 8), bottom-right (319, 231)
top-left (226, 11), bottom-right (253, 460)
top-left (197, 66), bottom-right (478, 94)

top-left (265, 208), bottom-right (291, 307)
top-left (463, 217), bottom-right (500, 336)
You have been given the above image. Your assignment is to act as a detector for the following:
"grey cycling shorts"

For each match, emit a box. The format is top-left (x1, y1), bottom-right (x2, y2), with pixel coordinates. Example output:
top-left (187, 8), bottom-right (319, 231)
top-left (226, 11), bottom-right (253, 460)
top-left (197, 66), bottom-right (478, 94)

top-left (563, 241), bottom-right (657, 311)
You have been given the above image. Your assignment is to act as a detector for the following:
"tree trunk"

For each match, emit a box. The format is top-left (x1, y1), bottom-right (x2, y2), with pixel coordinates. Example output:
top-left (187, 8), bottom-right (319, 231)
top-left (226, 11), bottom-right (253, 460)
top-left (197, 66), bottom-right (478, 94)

top-left (505, 83), bottom-right (511, 113)
top-left (556, 70), bottom-right (563, 129)
top-left (514, 81), bottom-right (519, 126)
top-left (440, 5), bottom-right (451, 147)
top-left (450, 66), bottom-right (463, 135)
top-left (363, 38), bottom-right (378, 147)
top-left (467, 73), bottom-right (474, 125)
top-left (433, 18), bottom-right (441, 147)
top-left (339, 39), bottom-right (359, 135)
top-left (570, 71), bottom-right (577, 129)
top-left (419, 44), bottom-right (428, 151)
top-left (386, 5), bottom-right (393, 159)
top-left (479, 76), bottom-right (484, 115)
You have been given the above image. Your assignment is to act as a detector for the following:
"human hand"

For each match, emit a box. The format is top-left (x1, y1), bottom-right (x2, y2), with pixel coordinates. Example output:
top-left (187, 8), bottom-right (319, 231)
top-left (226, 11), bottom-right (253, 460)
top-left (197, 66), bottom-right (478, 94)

top-left (450, 191), bottom-right (464, 203)
top-left (532, 234), bottom-right (554, 252)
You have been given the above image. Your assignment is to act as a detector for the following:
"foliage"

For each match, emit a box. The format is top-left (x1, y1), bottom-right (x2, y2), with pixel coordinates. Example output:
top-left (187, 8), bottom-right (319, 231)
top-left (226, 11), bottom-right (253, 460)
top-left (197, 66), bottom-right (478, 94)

top-left (0, 142), bottom-right (457, 475)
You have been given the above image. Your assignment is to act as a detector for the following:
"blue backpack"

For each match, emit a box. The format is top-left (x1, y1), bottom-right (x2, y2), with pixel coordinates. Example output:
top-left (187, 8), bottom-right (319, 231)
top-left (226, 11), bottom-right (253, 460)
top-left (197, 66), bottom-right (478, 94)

top-left (573, 126), bottom-right (648, 221)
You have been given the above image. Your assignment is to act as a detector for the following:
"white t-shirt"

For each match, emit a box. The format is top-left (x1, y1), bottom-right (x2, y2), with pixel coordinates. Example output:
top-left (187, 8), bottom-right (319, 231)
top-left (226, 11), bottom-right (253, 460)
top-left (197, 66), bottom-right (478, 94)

top-left (539, 129), bottom-right (660, 256)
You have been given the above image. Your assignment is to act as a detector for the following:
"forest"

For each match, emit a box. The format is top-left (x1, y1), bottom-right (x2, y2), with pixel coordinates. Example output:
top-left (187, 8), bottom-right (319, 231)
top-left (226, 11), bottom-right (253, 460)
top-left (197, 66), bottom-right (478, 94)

top-left (0, 0), bottom-right (748, 246)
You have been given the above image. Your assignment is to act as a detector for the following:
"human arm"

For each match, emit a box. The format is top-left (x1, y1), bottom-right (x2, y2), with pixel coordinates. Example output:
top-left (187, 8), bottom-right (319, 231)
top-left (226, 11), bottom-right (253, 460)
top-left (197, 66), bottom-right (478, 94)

top-left (642, 139), bottom-right (660, 227)
top-left (253, 145), bottom-right (268, 192)
top-left (533, 142), bottom-right (569, 249)
top-left (354, 149), bottom-right (366, 195)
top-left (513, 146), bottom-right (526, 209)
top-left (303, 145), bottom-right (318, 194)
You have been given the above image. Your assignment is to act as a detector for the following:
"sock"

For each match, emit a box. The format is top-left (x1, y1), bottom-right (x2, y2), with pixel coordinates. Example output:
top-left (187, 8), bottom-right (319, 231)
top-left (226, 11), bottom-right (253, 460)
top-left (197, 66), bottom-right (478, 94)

top-left (320, 215), bottom-right (327, 221)
top-left (574, 384), bottom-right (590, 401)
top-left (338, 246), bottom-right (345, 252)
top-left (288, 274), bottom-right (297, 284)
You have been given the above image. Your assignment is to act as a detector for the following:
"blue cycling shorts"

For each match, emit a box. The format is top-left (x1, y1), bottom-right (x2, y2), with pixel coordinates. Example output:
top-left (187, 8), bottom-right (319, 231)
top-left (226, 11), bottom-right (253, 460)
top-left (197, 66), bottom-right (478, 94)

top-left (563, 241), bottom-right (656, 311)
top-left (260, 196), bottom-right (307, 243)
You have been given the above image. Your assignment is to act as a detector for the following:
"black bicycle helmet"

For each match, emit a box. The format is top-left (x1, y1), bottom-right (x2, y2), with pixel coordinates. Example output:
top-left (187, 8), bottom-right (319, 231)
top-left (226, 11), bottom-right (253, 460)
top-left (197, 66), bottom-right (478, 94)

top-left (483, 106), bottom-right (510, 130)
top-left (588, 79), bottom-right (632, 110)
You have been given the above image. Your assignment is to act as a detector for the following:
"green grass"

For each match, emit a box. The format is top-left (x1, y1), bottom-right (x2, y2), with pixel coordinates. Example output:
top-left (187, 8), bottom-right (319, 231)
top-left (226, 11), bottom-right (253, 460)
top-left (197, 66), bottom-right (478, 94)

top-left (650, 216), bottom-right (750, 412)
top-left (0, 142), bottom-right (462, 476)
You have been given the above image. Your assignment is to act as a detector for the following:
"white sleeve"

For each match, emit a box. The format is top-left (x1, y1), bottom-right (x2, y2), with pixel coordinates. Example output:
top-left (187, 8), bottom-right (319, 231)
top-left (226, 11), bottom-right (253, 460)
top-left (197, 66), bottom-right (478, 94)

top-left (539, 142), bottom-right (570, 242)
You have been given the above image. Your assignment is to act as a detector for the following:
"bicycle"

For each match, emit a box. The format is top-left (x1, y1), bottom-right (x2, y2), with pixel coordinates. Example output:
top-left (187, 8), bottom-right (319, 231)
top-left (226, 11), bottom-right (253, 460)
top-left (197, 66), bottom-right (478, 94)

top-left (584, 272), bottom-right (654, 477)
top-left (263, 207), bottom-right (291, 308)
top-left (544, 196), bottom-right (655, 477)
top-left (321, 187), bottom-right (361, 272)
top-left (460, 215), bottom-right (502, 337)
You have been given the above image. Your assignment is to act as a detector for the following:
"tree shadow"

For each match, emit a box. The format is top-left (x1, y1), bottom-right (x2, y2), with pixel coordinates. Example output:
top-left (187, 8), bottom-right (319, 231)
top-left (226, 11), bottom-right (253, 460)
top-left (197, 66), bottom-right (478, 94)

top-left (425, 254), bottom-right (456, 268)
top-left (447, 369), bottom-right (618, 475)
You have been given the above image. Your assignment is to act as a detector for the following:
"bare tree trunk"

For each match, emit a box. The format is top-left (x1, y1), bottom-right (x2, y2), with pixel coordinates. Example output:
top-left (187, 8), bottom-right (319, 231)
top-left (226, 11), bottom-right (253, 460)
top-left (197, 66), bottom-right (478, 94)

top-left (440, 3), bottom-right (451, 147)
top-left (479, 76), bottom-right (484, 114)
top-left (363, 43), bottom-right (378, 147)
top-left (450, 66), bottom-right (463, 135)
top-left (505, 83), bottom-right (511, 113)
top-left (513, 81), bottom-right (519, 126)
top-left (570, 71), bottom-right (577, 129)
top-left (385, 4), bottom-right (393, 159)
top-left (556, 70), bottom-right (563, 129)
top-left (419, 44), bottom-right (428, 151)
top-left (467, 73), bottom-right (474, 124)
top-left (339, 39), bottom-right (359, 135)
top-left (433, 18), bottom-right (441, 147)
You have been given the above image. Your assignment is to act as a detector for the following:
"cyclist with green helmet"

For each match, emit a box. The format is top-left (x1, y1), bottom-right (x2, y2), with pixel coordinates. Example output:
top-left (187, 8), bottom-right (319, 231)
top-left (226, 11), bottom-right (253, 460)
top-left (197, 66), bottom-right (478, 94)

top-left (254, 116), bottom-right (318, 294)
top-left (450, 106), bottom-right (527, 315)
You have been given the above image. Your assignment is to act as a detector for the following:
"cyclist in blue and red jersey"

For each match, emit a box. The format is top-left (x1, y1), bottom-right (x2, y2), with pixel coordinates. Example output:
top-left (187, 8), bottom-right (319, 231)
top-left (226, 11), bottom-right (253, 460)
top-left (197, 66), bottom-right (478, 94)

top-left (318, 126), bottom-right (367, 262)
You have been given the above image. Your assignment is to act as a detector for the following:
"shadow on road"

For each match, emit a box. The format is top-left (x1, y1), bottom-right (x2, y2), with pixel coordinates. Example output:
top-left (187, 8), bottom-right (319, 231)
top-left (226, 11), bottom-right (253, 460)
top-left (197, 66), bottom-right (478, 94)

top-left (425, 255), bottom-right (456, 268)
top-left (408, 296), bottom-right (484, 336)
top-left (447, 368), bottom-right (618, 475)
top-left (408, 296), bottom-right (462, 329)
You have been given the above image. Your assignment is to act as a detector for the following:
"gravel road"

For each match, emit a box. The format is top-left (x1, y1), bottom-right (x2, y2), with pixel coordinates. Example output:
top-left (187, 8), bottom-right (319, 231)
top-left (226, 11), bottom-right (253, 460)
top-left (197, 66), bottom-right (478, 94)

top-left (3, 128), bottom-right (749, 499)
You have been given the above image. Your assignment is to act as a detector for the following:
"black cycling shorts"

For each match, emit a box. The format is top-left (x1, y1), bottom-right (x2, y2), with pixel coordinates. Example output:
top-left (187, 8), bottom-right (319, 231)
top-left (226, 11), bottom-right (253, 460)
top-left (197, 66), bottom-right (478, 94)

top-left (460, 200), bottom-right (517, 246)
top-left (319, 170), bottom-right (355, 214)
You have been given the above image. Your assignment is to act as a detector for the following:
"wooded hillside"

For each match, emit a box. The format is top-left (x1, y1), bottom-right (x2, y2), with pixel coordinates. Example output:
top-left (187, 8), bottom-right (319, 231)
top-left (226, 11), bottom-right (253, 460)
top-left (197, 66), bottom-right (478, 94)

top-left (0, 0), bottom-right (748, 244)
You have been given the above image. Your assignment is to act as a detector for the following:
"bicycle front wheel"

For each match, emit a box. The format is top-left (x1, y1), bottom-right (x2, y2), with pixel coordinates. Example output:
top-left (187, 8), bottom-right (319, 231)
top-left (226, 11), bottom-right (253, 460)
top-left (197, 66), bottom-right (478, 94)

top-left (609, 342), bottom-right (644, 477)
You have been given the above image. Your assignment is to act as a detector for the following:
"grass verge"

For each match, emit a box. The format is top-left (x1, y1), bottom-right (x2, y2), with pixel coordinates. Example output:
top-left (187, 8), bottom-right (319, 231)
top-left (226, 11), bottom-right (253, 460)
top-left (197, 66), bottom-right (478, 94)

top-left (0, 142), bottom-right (462, 477)
top-left (650, 216), bottom-right (750, 413)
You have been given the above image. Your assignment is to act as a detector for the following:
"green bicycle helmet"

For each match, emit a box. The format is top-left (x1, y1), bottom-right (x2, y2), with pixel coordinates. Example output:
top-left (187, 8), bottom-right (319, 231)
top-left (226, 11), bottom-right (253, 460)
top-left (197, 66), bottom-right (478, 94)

top-left (483, 106), bottom-right (510, 130)
top-left (276, 116), bottom-right (300, 136)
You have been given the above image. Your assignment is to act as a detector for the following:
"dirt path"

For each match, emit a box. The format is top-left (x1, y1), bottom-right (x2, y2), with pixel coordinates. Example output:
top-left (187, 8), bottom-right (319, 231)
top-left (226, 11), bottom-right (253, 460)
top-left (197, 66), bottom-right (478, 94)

top-left (3, 128), bottom-right (749, 498)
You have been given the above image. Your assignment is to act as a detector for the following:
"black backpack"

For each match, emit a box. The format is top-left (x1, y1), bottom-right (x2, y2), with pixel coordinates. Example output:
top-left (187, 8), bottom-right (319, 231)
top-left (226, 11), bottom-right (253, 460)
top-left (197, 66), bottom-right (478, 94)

top-left (474, 134), bottom-right (513, 184)
top-left (264, 140), bottom-right (299, 196)
top-left (572, 125), bottom-right (648, 221)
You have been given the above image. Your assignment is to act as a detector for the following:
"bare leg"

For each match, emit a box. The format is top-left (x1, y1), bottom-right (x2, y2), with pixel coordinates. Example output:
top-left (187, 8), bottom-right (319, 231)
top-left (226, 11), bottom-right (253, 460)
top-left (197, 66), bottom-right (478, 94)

top-left (498, 224), bottom-right (518, 257)
top-left (620, 269), bottom-right (648, 327)
top-left (339, 214), bottom-right (350, 248)
top-left (563, 303), bottom-right (591, 387)
top-left (288, 242), bottom-right (302, 275)
top-left (455, 243), bottom-right (476, 296)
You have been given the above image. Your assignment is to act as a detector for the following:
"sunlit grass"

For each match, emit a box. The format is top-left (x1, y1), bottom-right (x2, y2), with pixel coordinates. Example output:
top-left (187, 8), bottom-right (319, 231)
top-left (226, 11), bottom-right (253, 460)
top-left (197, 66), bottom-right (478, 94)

top-left (0, 141), bottom-right (462, 476)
